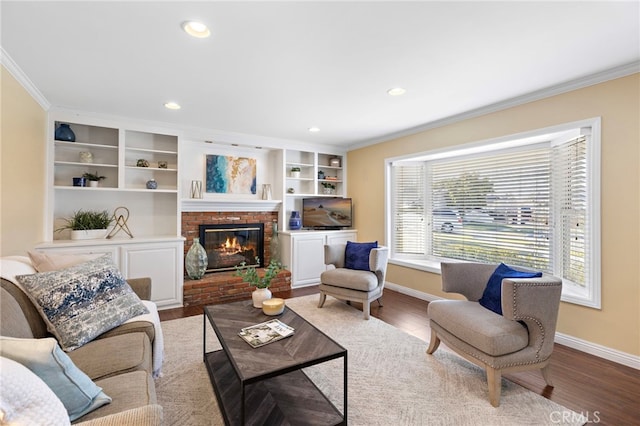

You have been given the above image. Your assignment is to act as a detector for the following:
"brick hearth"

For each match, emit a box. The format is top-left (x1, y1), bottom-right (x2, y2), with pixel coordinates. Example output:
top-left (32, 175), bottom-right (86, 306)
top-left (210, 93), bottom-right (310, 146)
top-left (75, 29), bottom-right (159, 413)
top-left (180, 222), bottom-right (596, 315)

top-left (181, 211), bottom-right (291, 306)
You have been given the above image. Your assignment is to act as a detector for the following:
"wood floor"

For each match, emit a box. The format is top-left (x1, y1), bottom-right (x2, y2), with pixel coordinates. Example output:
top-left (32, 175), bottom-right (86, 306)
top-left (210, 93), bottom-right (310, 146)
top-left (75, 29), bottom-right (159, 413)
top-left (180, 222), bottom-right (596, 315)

top-left (159, 286), bottom-right (639, 426)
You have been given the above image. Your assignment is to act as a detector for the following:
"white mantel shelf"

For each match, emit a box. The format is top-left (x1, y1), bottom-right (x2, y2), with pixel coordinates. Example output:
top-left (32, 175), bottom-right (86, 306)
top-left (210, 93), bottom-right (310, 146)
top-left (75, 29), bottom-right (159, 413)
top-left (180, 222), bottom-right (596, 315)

top-left (181, 199), bottom-right (282, 212)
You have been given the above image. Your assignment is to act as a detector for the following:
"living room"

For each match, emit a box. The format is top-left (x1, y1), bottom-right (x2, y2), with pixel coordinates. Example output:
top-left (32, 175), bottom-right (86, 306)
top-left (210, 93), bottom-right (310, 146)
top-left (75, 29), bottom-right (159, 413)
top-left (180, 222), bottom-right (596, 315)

top-left (1, 2), bottom-right (639, 425)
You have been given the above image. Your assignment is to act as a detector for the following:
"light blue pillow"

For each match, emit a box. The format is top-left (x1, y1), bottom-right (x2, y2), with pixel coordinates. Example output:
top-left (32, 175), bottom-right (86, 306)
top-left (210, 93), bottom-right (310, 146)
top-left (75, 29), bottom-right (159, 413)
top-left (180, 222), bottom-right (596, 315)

top-left (345, 241), bottom-right (378, 271)
top-left (16, 254), bottom-right (148, 351)
top-left (0, 337), bottom-right (111, 421)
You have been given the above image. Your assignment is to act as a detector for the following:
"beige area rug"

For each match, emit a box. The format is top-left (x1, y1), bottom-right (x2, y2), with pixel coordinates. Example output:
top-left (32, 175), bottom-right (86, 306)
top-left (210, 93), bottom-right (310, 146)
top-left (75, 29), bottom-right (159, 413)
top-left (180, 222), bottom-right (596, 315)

top-left (156, 295), bottom-right (584, 425)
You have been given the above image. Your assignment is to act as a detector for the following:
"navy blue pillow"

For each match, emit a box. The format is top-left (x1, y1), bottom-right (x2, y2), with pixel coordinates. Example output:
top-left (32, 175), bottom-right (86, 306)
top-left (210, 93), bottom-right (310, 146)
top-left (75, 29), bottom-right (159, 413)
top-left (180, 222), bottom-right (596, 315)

top-left (344, 241), bottom-right (378, 271)
top-left (479, 263), bottom-right (542, 315)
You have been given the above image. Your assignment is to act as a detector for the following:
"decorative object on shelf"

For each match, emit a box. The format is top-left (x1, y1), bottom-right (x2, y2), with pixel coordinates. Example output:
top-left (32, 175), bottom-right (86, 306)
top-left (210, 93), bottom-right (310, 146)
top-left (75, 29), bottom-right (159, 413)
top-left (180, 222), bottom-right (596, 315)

top-left (185, 237), bottom-right (208, 280)
top-left (55, 209), bottom-right (113, 240)
top-left (106, 206), bottom-right (133, 239)
top-left (146, 179), bottom-right (158, 190)
top-left (206, 154), bottom-right (256, 194)
top-left (261, 184), bottom-right (272, 200)
top-left (82, 171), bottom-right (106, 188)
top-left (54, 123), bottom-right (76, 142)
top-left (330, 157), bottom-right (341, 167)
top-left (262, 298), bottom-right (285, 316)
top-left (235, 257), bottom-right (284, 308)
top-left (79, 151), bottom-right (93, 163)
top-left (72, 177), bottom-right (86, 187)
top-left (289, 211), bottom-right (302, 230)
top-left (136, 159), bottom-right (149, 167)
top-left (321, 182), bottom-right (336, 195)
top-left (190, 180), bottom-right (203, 199)
top-left (290, 167), bottom-right (301, 178)
top-left (287, 187), bottom-right (295, 194)
top-left (318, 170), bottom-right (325, 180)
top-left (270, 221), bottom-right (281, 263)
top-left (158, 161), bottom-right (168, 169)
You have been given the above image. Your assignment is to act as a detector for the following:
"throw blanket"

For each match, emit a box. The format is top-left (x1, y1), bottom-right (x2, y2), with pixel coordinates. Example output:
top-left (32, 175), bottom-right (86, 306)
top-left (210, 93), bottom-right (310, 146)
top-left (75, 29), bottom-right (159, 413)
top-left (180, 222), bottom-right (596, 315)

top-left (0, 256), bottom-right (164, 377)
top-left (125, 300), bottom-right (165, 378)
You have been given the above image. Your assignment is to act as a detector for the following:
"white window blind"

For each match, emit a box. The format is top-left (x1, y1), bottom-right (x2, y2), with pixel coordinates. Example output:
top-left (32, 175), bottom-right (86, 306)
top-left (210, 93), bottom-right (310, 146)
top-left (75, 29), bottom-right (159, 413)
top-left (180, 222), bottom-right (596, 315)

top-left (428, 147), bottom-right (552, 271)
top-left (553, 136), bottom-right (588, 287)
top-left (391, 164), bottom-right (425, 255)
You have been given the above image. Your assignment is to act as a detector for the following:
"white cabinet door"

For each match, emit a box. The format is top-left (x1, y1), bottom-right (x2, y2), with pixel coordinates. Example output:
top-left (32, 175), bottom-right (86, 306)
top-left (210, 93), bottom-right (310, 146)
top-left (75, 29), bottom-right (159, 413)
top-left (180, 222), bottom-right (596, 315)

top-left (326, 231), bottom-right (357, 246)
top-left (291, 233), bottom-right (327, 286)
top-left (120, 241), bottom-right (183, 309)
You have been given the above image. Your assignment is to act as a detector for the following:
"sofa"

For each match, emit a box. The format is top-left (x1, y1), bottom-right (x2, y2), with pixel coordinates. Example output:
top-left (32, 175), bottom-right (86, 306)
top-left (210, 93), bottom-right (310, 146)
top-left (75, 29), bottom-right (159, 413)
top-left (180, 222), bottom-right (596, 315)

top-left (0, 255), bottom-right (163, 425)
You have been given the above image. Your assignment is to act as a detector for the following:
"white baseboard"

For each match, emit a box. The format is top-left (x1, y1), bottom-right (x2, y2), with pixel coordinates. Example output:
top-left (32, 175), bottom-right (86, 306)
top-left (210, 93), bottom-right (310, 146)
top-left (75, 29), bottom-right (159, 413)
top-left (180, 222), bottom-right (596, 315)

top-left (384, 281), bottom-right (640, 370)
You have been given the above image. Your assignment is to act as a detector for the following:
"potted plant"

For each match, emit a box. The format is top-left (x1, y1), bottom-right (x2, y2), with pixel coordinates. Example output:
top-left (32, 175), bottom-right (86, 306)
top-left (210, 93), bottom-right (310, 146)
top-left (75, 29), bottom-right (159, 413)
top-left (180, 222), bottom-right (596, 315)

top-left (290, 167), bottom-right (301, 178)
top-left (82, 171), bottom-right (106, 188)
top-left (235, 257), bottom-right (284, 308)
top-left (321, 182), bottom-right (336, 194)
top-left (56, 209), bottom-right (113, 240)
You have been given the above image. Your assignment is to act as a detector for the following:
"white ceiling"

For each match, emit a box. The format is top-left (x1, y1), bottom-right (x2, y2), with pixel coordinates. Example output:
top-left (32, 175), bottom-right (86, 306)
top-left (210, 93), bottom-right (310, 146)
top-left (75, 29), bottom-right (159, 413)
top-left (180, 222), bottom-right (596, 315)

top-left (2, 1), bottom-right (639, 149)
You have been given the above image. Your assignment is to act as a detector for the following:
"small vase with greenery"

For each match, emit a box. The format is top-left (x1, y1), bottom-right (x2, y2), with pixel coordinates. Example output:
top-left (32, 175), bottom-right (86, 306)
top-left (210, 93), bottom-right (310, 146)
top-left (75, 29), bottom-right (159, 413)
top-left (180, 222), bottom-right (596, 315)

top-left (321, 182), bottom-right (336, 194)
top-left (82, 171), bottom-right (106, 187)
top-left (290, 167), bottom-right (301, 178)
top-left (235, 257), bottom-right (284, 308)
top-left (56, 209), bottom-right (113, 240)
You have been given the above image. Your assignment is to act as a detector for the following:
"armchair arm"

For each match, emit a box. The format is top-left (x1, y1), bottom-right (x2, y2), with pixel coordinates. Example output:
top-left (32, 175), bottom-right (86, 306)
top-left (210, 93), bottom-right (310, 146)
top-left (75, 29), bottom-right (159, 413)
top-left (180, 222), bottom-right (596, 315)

top-left (324, 244), bottom-right (346, 268)
top-left (501, 276), bottom-right (562, 358)
top-left (369, 246), bottom-right (389, 284)
top-left (127, 277), bottom-right (151, 300)
top-left (440, 262), bottom-right (497, 301)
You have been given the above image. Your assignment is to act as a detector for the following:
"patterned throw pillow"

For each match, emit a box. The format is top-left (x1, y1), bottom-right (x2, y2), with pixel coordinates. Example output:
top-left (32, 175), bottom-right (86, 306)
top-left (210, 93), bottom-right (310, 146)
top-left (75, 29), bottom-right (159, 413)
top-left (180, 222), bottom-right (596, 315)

top-left (16, 254), bottom-right (149, 351)
top-left (344, 241), bottom-right (378, 271)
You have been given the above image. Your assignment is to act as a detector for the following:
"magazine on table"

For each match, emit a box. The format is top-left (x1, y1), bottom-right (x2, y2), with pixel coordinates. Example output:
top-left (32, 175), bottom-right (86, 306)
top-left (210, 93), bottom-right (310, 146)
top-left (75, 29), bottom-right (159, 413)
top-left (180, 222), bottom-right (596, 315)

top-left (238, 319), bottom-right (295, 348)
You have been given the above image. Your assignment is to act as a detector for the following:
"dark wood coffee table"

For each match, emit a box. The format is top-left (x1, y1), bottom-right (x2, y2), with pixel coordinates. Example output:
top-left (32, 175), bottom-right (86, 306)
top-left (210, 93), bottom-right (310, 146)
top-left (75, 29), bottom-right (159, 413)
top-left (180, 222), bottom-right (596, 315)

top-left (203, 300), bottom-right (347, 425)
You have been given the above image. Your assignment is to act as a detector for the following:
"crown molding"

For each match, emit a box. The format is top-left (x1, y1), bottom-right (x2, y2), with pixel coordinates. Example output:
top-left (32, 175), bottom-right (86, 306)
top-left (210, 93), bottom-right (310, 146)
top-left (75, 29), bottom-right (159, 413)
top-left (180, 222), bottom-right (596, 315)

top-left (1, 47), bottom-right (51, 111)
top-left (348, 61), bottom-right (640, 151)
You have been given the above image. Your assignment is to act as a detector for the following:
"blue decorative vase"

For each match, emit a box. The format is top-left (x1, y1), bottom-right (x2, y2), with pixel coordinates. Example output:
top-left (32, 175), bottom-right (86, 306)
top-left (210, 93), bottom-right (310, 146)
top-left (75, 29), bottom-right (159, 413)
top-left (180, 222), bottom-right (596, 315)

top-left (55, 123), bottom-right (76, 142)
top-left (289, 211), bottom-right (301, 230)
top-left (146, 179), bottom-right (158, 189)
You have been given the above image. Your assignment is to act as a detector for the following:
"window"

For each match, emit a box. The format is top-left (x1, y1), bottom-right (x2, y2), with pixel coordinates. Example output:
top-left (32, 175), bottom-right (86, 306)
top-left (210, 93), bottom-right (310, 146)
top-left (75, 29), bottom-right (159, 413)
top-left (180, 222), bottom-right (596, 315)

top-left (386, 118), bottom-right (601, 308)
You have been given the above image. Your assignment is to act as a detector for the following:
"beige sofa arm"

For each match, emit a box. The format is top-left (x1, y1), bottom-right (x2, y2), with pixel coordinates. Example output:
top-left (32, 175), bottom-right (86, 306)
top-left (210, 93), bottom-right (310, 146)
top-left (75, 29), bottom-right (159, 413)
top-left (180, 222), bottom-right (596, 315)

top-left (74, 404), bottom-right (162, 426)
top-left (324, 244), bottom-right (347, 268)
top-left (127, 277), bottom-right (151, 300)
top-left (440, 262), bottom-right (497, 301)
top-left (501, 277), bottom-right (562, 358)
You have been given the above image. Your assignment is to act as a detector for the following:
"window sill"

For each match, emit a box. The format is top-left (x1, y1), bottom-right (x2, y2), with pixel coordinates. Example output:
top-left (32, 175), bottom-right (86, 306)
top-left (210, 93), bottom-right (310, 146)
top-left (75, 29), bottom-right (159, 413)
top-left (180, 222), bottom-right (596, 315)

top-left (388, 258), bottom-right (443, 274)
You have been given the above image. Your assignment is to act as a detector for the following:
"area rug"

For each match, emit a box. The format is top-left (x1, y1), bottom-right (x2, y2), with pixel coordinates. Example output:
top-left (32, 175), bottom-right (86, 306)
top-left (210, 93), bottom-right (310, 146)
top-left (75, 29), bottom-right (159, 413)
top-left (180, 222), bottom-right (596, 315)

top-left (156, 295), bottom-right (584, 425)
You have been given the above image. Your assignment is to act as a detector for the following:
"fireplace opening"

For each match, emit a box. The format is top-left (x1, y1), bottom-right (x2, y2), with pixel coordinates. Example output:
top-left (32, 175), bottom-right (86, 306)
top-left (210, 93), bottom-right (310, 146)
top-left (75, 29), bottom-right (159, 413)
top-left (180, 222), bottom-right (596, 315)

top-left (199, 224), bottom-right (264, 273)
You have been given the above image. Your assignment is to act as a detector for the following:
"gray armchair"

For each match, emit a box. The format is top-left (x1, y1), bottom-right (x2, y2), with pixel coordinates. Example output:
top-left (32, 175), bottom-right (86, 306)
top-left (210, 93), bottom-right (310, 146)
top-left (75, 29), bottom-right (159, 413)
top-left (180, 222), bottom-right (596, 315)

top-left (427, 262), bottom-right (562, 406)
top-left (318, 244), bottom-right (389, 320)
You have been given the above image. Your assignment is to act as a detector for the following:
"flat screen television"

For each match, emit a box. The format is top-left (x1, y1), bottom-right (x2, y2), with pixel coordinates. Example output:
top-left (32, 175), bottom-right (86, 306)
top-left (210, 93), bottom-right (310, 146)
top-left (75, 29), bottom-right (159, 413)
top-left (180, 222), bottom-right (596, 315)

top-left (302, 197), bottom-right (353, 229)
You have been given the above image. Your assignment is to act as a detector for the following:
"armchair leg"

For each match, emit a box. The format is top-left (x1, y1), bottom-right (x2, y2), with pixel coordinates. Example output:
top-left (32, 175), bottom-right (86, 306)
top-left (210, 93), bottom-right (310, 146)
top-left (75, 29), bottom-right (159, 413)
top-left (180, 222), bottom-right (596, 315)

top-left (363, 300), bottom-right (370, 320)
top-left (377, 297), bottom-right (383, 307)
top-left (318, 292), bottom-right (327, 308)
top-left (426, 329), bottom-right (440, 354)
top-left (541, 364), bottom-right (554, 387)
top-left (487, 367), bottom-right (502, 407)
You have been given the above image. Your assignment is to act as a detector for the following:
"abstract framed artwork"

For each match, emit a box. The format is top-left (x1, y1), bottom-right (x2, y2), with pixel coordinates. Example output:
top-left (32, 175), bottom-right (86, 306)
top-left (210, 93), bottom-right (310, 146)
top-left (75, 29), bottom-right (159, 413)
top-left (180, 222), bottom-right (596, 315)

top-left (205, 155), bottom-right (257, 194)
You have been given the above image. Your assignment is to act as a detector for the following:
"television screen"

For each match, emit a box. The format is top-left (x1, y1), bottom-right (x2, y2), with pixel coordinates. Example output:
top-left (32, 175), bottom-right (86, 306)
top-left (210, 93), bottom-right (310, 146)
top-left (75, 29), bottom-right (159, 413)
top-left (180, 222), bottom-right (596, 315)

top-left (302, 197), bottom-right (353, 229)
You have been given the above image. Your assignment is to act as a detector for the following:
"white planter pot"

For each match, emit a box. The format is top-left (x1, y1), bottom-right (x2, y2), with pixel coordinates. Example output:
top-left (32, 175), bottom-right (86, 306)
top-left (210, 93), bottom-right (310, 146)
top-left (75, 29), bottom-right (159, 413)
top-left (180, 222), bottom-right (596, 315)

top-left (252, 287), bottom-right (272, 308)
top-left (71, 229), bottom-right (108, 240)
top-left (290, 171), bottom-right (300, 178)
top-left (88, 181), bottom-right (99, 188)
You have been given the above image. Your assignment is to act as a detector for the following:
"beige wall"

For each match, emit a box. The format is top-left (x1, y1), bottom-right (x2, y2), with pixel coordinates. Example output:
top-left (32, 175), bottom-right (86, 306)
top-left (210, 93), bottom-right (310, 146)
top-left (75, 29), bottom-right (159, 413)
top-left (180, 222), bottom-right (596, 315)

top-left (1, 66), bottom-right (47, 256)
top-left (348, 74), bottom-right (640, 356)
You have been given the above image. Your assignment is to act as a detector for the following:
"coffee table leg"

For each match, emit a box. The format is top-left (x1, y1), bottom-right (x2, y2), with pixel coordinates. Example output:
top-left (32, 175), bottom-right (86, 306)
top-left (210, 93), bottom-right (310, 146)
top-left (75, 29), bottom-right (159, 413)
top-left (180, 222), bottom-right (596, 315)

top-left (241, 383), bottom-right (245, 425)
top-left (344, 352), bottom-right (348, 424)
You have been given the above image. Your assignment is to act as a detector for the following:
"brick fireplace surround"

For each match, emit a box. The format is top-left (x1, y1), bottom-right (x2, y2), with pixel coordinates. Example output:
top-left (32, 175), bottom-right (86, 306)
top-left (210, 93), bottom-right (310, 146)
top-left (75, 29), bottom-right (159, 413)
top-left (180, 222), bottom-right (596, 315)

top-left (181, 211), bottom-right (291, 306)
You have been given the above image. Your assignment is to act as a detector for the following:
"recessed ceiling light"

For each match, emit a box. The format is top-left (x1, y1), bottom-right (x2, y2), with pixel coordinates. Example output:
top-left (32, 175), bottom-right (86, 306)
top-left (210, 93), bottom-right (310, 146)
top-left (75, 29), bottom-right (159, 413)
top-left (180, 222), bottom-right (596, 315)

top-left (387, 87), bottom-right (406, 96)
top-left (182, 21), bottom-right (211, 38)
top-left (164, 102), bottom-right (181, 110)
top-left (308, 127), bottom-right (320, 133)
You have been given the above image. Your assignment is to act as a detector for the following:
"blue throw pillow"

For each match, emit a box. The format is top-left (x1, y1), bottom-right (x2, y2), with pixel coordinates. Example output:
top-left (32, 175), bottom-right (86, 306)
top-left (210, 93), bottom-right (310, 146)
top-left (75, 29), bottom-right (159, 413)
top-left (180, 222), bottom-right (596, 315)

top-left (479, 263), bottom-right (542, 315)
top-left (344, 241), bottom-right (378, 271)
